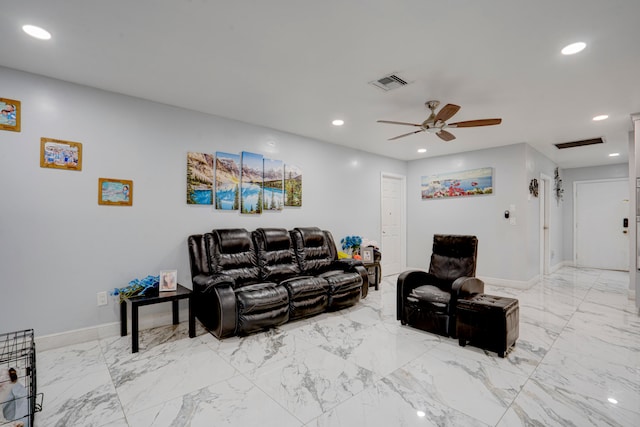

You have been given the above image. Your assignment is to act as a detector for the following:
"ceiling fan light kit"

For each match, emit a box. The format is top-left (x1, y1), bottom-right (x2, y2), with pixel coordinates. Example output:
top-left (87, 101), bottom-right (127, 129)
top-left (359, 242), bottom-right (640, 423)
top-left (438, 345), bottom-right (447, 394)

top-left (377, 100), bottom-right (502, 142)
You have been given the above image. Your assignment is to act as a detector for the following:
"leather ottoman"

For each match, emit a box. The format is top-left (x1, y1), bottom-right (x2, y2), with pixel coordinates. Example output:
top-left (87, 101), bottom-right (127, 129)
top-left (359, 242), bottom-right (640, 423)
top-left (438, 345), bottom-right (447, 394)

top-left (456, 294), bottom-right (519, 357)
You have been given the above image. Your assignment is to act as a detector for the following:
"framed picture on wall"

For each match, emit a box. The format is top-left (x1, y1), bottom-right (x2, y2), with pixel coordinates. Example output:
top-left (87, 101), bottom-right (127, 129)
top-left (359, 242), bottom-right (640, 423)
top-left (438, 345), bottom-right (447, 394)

top-left (361, 247), bottom-right (374, 263)
top-left (98, 178), bottom-right (133, 206)
top-left (40, 137), bottom-right (83, 171)
top-left (0, 97), bottom-right (21, 132)
top-left (160, 270), bottom-right (178, 292)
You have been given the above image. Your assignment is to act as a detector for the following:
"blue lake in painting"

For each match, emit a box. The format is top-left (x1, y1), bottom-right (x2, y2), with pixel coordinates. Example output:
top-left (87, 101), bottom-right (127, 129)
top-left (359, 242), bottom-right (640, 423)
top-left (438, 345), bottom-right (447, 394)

top-left (242, 184), bottom-right (261, 212)
top-left (216, 188), bottom-right (236, 210)
top-left (263, 187), bottom-right (283, 210)
top-left (191, 189), bottom-right (212, 205)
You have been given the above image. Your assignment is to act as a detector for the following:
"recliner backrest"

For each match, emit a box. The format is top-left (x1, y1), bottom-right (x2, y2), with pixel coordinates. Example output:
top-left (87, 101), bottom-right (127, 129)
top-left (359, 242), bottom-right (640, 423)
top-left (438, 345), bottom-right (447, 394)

top-left (428, 234), bottom-right (478, 284)
top-left (188, 234), bottom-right (211, 278)
top-left (208, 228), bottom-right (260, 287)
top-left (253, 228), bottom-right (300, 282)
top-left (290, 227), bottom-right (335, 274)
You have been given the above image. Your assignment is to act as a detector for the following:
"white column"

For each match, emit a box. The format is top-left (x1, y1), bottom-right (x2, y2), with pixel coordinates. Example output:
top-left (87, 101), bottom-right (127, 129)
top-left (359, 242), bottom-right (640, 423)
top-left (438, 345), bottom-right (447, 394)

top-left (632, 113), bottom-right (640, 309)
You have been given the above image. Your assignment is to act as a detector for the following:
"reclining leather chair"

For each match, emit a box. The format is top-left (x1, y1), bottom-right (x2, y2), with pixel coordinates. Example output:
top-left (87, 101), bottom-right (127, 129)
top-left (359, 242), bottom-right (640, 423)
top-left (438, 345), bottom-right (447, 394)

top-left (397, 234), bottom-right (484, 337)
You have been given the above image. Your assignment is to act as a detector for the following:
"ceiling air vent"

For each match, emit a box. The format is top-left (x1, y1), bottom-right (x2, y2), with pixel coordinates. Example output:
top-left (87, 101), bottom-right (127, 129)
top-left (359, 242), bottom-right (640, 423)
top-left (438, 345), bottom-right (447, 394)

top-left (554, 137), bottom-right (604, 149)
top-left (369, 74), bottom-right (408, 91)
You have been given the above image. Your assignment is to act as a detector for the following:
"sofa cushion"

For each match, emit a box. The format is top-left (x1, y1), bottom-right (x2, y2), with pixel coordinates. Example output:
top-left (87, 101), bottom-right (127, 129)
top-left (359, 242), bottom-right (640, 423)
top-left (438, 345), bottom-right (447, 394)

top-left (211, 229), bottom-right (260, 287)
top-left (280, 276), bottom-right (328, 320)
top-left (319, 270), bottom-right (362, 309)
top-left (291, 227), bottom-right (334, 274)
top-left (409, 285), bottom-right (451, 312)
top-left (253, 228), bottom-right (301, 282)
top-left (235, 283), bottom-right (289, 335)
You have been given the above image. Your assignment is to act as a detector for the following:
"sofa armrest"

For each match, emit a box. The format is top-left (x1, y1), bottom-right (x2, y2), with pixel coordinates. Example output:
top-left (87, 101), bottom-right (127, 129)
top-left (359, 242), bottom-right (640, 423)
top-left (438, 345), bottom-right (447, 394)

top-left (192, 274), bottom-right (237, 339)
top-left (330, 259), bottom-right (369, 298)
top-left (451, 276), bottom-right (484, 297)
top-left (396, 270), bottom-right (438, 321)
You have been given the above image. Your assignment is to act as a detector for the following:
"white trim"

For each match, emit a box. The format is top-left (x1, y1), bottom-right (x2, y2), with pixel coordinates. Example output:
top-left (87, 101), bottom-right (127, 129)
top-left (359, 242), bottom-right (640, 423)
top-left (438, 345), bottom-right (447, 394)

top-left (478, 275), bottom-right (539, 290)
top-left (35, 308), bottom-right (190, 351)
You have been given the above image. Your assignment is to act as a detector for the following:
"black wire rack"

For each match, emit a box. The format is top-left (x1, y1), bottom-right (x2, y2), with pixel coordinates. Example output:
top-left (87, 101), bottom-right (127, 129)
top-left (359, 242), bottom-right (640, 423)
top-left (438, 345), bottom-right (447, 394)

top-left (0, 329), bottom-right (42, 427)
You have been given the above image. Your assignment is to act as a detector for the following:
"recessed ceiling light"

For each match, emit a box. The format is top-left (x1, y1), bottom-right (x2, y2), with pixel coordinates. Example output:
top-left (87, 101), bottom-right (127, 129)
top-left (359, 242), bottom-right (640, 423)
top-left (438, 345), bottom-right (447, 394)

top-left (608, 397), bottom-right (618, 405)
top-left (592, 114), bottom-right (609, 121)
top-left (22, 24), bottom-right (51, 40)
top-left (417, 148), bottom-right (427, 153)
top-left (609, 153), bottom-right (620, 157)
top-left (416, 411), bottom-right (426, 418)
top-left (332, 119), bottom-right (344, 126)
top-left (561, 42), bottom-right (586, 55)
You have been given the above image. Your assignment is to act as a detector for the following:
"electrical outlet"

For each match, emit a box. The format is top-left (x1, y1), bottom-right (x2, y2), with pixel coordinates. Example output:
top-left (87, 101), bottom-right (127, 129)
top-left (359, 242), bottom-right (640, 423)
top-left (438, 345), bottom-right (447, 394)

top-left (97, 291), bottom-right (108, 306)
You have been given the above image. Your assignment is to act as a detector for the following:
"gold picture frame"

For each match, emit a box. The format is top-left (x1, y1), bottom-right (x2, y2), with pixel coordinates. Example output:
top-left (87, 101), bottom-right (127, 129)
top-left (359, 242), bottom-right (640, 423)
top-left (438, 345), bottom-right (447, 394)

top-left (40, 137), bottom-right (83, 171)
top-left (0, 98), bottom-right (21, 132)
top-left (98, 178), bottom-right (133, 206)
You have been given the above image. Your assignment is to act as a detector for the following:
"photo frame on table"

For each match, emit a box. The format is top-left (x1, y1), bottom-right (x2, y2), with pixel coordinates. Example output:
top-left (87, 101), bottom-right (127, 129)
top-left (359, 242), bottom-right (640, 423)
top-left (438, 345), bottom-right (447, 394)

top-left (0, 98), bottom-right (21, 132)
top-left (361, 247), bottom-right (374, 263)
top-left (98, 178), bottom-right (133, 206)
top-left (160, 270), bottom-right (178, 292)
top-left (40, 137), bottom-right (83, 171)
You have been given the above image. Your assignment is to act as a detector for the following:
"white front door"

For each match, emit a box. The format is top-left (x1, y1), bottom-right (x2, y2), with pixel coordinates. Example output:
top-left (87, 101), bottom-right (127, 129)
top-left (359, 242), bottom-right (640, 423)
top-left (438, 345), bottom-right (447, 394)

top-left (575, 179), bottom-right (629, 270)
top-left (381, 173), bottom-right (405, 276)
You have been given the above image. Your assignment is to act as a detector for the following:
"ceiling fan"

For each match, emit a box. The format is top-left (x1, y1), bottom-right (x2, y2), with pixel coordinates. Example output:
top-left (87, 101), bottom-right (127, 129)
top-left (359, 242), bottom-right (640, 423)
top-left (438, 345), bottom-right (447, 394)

top-left (377, 100), bottom-right (502, 142)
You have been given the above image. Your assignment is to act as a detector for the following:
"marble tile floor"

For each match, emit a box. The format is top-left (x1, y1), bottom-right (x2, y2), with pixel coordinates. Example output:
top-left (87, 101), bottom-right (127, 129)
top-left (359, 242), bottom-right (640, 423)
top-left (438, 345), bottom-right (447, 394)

top-left (33, 266), bottom-right (639, 426)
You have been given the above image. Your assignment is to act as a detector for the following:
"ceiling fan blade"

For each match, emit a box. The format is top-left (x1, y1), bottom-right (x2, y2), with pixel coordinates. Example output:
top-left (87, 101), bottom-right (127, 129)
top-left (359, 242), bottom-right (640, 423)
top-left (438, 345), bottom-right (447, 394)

top-left (437, 130), bottom-right (456, 142)
top-left (377, 120), bottom-right (422, 127)
top-left (448, 118), bottom-right (502, 128)
top-left (434, 104), bottom-right (460, 122)
top-left (388, 129), bottom-right (425, 141)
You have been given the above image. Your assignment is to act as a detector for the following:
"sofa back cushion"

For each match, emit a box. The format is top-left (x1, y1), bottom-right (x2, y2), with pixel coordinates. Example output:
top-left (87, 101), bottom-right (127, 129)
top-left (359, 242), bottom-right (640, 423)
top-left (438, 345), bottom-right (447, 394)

top-left (291, 227), bottom-right (335, 274)
top-left (209, 228), bottom-right (260, 287)
top-left (428, 234), bottom-right (478, 285)
top-left (188, 234), bottom-right (211, 278)
top-left (253, 228), bottom-right (300, 282)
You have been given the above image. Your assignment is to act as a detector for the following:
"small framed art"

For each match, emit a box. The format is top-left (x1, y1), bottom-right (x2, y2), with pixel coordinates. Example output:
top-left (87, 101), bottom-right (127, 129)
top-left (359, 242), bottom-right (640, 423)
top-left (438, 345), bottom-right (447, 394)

top-left (40, 137), bottom-right (83, 171)
top-left (98, 178), bottom-right (133, 206)
top-left (160, 270), bottom-right (178, 292)
top-left (361, 247), bottom-right (374, 263)
top-left (0, 98), bottom-right (20, 132)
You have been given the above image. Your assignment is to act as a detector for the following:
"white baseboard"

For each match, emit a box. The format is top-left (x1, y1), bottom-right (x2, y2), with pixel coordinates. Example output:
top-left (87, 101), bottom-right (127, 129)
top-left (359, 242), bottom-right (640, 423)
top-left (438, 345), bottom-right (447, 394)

top-left (478, 275), bottom-right (538, 290)
top-left (36, 308), bottom-right (190, 351)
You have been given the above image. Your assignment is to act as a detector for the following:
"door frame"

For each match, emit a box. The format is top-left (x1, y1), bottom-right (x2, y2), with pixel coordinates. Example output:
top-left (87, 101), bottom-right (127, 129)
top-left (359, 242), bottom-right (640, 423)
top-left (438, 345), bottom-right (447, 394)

top-left (380, 172), bottom-right (407, 275)
top-left (573, 177), bottom-right (628, 268)
top-left (539, 173), bottom-right (552, 276)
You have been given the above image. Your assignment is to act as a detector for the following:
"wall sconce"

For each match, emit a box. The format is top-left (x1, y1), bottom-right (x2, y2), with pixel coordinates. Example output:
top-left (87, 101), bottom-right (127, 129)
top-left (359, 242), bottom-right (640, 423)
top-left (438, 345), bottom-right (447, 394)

top-left (529, 178), bottom-right (538, 197)
top-left (554, 167), bottom-right (564, 203)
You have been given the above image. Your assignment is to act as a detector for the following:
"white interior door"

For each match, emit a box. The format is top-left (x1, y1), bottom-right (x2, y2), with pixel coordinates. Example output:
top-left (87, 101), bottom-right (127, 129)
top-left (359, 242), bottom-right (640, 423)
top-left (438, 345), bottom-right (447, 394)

top-left (575, 179), bottom-right (629, 270)
top-left (539, 175), bottom-right (551, 275)
top-left (381, 173), bottom-right (405, 276)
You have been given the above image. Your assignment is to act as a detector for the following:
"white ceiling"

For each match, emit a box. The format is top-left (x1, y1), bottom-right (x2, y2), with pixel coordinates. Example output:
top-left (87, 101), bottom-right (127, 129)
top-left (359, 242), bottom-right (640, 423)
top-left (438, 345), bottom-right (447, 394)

top-left (1, 0), bottom-right (639, 168)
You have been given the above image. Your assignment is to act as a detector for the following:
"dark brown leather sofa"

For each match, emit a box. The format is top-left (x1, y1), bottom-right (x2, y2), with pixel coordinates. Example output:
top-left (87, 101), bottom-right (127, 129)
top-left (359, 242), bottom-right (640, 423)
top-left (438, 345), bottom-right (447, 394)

top-left (188, 227), bottom-right (368, 339)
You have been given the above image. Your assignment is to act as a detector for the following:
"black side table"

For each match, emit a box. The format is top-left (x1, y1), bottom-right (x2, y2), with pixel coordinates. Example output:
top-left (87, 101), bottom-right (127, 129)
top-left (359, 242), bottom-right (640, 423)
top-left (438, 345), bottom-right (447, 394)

top-left (363, 261), bottom-right (381, 290)
top-left (120, 284), bottom-right (195, 353)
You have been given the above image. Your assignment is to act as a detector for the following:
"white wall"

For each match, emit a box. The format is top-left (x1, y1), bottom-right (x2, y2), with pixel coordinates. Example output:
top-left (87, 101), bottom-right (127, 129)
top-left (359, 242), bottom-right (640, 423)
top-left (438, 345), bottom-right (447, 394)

top-left (408, 144), bottom-right (529, 282)
top-left (0, 67), bottom-right (406, 336)
top-left (561, 163), bottom-right (629, 262)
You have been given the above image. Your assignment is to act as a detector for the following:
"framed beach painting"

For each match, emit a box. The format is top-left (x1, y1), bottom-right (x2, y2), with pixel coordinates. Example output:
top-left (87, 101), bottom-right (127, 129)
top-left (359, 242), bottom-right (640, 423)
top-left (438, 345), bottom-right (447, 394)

top-left (240, 151), bottom-right (263, 214)
top-left (186, 152), bottom-right (214, 205)
top-left (284, 163), bottom-right (302, 207)
top-left (215, 151), bottom-right (240, 210)
top-left (421, 167), bottom-right (493, 200)
top-left (98, 178), bottom-right (133, 206)
top-left (0, 98), bottom-right (20, 132)
top-left (263, 158), bottom-right (284, 211)
top-left (40, 137), bottom-right (83, 171)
